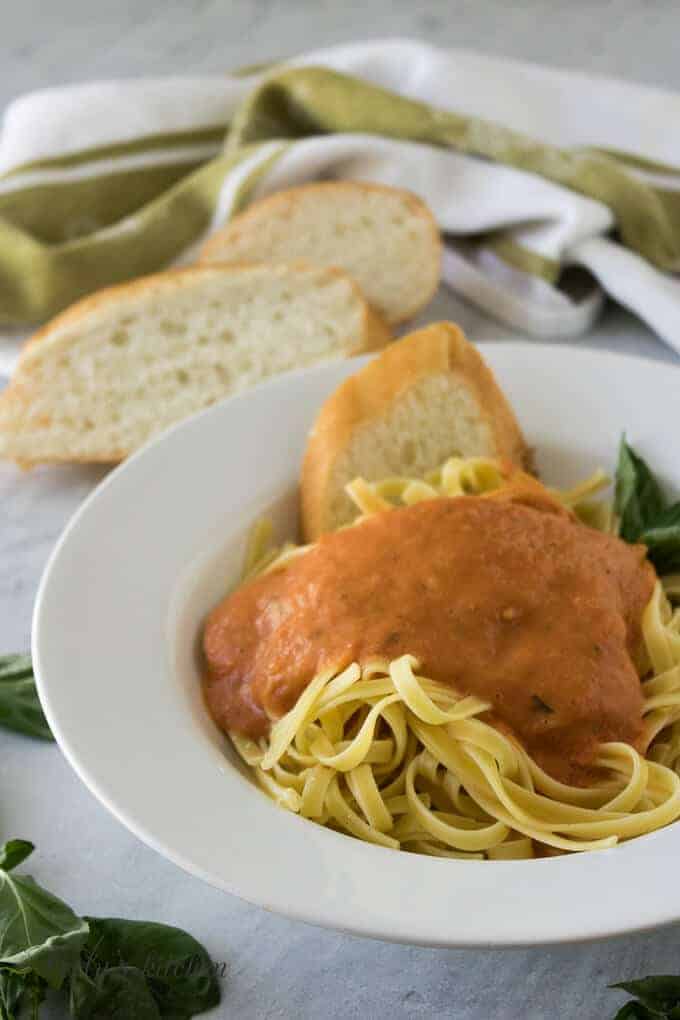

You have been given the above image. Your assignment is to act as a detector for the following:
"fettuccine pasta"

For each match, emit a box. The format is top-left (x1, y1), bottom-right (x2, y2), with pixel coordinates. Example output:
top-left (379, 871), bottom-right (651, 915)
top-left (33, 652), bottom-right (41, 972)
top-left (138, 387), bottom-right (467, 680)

top-left (225, 457), bottom-right (680, 859)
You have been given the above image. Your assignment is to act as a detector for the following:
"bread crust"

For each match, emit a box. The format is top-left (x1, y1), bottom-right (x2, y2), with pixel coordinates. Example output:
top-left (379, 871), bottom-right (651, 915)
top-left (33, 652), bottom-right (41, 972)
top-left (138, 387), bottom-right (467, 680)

top-left (199, 180), bottom-right (442, 324)
top-left (300, 322), bottom-right (529, 541)
top-left (21, 260), bottom-right (388, 356)
top-left (0, 261), bottom-right (390, 467)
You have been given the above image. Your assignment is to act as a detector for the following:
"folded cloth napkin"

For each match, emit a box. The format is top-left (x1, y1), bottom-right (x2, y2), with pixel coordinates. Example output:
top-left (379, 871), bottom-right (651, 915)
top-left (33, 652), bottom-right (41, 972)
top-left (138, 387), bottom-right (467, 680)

top-left (3, 37), bottom-right (680, 375)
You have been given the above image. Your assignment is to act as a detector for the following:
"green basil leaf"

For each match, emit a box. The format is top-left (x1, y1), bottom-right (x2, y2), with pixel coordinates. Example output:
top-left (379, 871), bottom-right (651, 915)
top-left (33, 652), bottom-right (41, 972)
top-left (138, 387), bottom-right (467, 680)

top-left (0, 656), bottom-right (53, 741)
top-left (0, 868), bottom-right (88, 988)
top-left (0, 967), bottom-right (26, 1020)
top-left (639, 502), bottom-right (680, 575)
top-left (613, 976), bottom-right (680, 1012)
top-left (82, 918), bottom-right (220, 1019)
top-left (0, 845), bottom-right (34, 876)
top-left (69, 963), bottom-right (160, 1020)
top-left (613, 1003), bottom-right (659, 1020)
top-left (0, 966), bottom-right (46, 1020)
top-left (615, 439), bottom-right (666, 542)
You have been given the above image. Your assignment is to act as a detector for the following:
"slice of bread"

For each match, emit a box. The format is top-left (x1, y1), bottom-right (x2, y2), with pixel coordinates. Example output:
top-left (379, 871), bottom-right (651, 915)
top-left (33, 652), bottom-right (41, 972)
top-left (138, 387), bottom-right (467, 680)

top-left (200, 181), bottom-right (441, 325)
top-left (0, 262), bottom-right (390, 466)
top-left (301, 322), bottom-right (529, 540)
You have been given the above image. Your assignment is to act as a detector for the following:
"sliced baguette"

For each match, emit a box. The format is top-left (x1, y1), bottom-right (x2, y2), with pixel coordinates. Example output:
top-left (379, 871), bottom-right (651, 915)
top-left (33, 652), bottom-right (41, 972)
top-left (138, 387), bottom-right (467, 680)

top-left (0, 262), bottom-right (390, 466)
top-left (200, 181), bottom-right (441, 325)
top-left (301, 321), bottom-right (529, 540)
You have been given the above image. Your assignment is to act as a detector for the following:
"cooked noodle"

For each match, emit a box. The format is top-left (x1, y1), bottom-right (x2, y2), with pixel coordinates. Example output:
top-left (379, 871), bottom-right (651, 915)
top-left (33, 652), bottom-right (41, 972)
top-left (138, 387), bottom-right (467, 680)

top-left (227, 457), bottom-right (680, 858)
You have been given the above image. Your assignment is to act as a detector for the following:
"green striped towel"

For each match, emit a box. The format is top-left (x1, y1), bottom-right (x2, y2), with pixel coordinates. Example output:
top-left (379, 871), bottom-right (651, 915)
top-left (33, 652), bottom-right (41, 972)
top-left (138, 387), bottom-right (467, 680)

top-left (2, 38), bottom-right (680, 373)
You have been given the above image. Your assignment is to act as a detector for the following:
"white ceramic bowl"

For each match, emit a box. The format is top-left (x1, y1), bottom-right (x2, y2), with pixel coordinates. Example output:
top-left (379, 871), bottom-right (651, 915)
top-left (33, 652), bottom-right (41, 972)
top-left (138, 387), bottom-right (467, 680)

top-left (33, 343), bottom-right (680, 947)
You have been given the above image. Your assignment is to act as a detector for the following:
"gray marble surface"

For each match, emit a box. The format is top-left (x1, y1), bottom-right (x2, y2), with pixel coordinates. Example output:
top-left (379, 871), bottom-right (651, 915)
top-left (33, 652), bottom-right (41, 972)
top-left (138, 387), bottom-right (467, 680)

top-left (3, 4), bottom-right (680, 1019)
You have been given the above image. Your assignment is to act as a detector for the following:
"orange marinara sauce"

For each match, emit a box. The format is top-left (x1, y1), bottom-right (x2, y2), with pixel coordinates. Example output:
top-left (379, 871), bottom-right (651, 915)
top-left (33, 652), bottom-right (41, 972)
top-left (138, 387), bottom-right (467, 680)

top-left (203, 484), bottom-right (655, 784)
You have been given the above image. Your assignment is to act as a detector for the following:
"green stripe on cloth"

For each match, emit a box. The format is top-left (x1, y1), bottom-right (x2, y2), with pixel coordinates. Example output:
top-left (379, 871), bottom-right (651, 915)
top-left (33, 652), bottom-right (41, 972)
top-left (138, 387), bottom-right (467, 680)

top-left (588, 148), bottom-right (680, 176)
top-left (484, 235), bottom-right (560, 283)
top-left (0, 160), bottom-right (205, 243)
top-left (0, 144), bottom-right (285, 324)
top-left (652, 189), bottom-right (680, 244)
top-left (0, 125), bottom-right (226, 179)
top-left (228, 67), bottom-right (680, 271)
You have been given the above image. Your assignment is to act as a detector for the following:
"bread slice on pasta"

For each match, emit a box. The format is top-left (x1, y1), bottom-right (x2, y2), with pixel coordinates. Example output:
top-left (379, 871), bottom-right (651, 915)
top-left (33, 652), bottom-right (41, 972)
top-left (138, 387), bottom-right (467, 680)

top-left (301, 321), bottom-right (529, 540)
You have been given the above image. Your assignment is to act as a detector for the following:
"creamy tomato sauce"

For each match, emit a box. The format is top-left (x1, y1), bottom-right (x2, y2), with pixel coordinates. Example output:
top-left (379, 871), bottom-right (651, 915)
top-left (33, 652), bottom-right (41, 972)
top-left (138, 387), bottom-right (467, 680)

top-left (203, 495), bottom-right (655, 784)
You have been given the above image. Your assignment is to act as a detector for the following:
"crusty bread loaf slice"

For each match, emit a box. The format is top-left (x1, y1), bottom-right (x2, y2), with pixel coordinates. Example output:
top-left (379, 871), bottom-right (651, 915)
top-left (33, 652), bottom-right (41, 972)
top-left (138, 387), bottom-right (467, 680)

top-left (200, 181), bottom-right (441, 325)
top-left (0, 262), bottom-right (390, 466)
top-left (301, 322), bottom-right (529, 540)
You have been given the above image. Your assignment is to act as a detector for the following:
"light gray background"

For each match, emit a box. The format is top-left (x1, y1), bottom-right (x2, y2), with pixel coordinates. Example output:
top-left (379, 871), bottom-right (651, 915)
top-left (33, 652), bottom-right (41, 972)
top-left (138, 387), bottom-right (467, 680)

top-left (3, 3), bottom-right (680, 1018)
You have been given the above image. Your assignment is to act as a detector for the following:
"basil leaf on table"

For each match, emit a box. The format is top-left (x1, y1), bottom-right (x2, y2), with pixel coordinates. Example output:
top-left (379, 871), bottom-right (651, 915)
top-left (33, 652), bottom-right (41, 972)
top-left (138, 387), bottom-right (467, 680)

top-left (615, 438), bottom-right (666, 542)
top-left (614, 439), bottom-right (680, 576)
top-left (613, 1003), bottom-right (659, 1020)
top-left (0, 964), bottom-right (46, 1020)
top-left (0, 839), bottom-right (49, 1020)
top-left (0, 843), bottom-right (34, 875)
top-left (80, 918), bottom-right (220, 1019)
top-left (0, 967), bottom-right (25, 1020)
top-left (69, 964), bottom-right (161, 1020)
top-left (0, 657), bottom-right (53, 741)
top-left (0, 842), bottom-right (88, 988)
top-left (612, 976), bottom-right (680, 1018)
top-left (0, 839), bottom-right (222, 1018)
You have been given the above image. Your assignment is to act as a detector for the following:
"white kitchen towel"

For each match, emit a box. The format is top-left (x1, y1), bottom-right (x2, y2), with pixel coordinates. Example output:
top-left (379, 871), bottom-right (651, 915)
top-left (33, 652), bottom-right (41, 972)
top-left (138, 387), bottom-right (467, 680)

top-left (3, 38), bottom-right (680, 374)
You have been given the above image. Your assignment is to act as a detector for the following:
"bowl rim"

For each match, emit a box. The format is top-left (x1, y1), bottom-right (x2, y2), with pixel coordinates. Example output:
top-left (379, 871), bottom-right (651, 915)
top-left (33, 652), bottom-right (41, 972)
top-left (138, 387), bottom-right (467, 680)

top-left (32, 342), bottom-right (680, 948)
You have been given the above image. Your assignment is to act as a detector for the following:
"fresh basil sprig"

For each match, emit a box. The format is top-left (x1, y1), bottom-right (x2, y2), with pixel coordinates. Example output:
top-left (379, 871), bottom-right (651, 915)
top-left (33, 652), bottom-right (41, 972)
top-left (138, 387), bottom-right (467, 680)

top-left (75, 918), bottom-right (221, 1020)
top-left (637, 504), bottom-right (680, 575)
top-left (0, 657), bottom-right (53, 741)
top-left (0, 842), bottom-right (221, 1019)
top-left (0, 838), bottom-right (87, 1019)
top-left (0, 843), bottom-right (88, 989)
top-left (0, 964), bottom-right (46, 1020)
top-left (69, 963), bottom-right (161, 1019)
top-left (611, 976), bottom-right (680, 1018)
top-left (0, 841), bottom-right (34, 873)
top-left (615, 438), bottom-right (680, 575)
